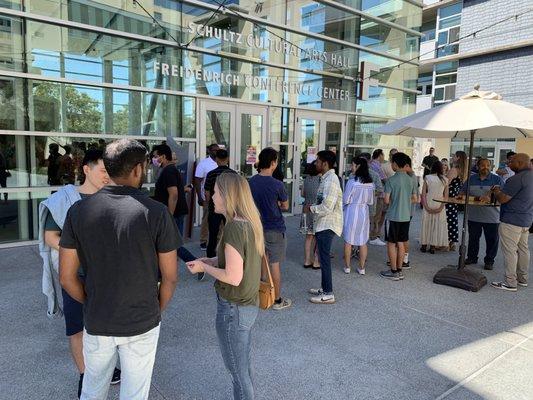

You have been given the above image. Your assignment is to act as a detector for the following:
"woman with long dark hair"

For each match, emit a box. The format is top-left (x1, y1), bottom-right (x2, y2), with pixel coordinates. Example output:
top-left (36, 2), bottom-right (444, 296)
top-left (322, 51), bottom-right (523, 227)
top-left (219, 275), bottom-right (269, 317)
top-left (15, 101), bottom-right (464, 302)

top-left (446, 151), bottom-right (468, 251)
top-left (301, 161), bottom-right (321, 269)
top-left (421, 160), bottom-right (449, 254)
top-left (342, 157), bottom-right (374, 274)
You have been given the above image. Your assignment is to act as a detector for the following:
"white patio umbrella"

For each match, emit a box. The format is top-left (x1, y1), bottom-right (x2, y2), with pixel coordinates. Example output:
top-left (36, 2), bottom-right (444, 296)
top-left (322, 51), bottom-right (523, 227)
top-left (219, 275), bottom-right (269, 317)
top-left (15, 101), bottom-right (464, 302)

top-left (377, 87), bottom-right (533, 291)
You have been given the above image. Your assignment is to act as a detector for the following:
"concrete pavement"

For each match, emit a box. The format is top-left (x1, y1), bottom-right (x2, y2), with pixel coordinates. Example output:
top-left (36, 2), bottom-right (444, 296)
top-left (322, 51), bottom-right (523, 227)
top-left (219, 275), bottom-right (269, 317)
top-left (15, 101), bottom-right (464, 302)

top-left (1, 210), bottom-right (532, 400)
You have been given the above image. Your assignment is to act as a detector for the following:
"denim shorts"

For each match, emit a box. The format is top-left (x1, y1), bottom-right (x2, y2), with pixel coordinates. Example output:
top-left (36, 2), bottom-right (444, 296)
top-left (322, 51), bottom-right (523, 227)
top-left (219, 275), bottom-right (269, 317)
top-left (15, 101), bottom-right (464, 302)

top-left (264, 230), bottom-right (287, 264)
top-left (61, 289), bottom-right (84, 336)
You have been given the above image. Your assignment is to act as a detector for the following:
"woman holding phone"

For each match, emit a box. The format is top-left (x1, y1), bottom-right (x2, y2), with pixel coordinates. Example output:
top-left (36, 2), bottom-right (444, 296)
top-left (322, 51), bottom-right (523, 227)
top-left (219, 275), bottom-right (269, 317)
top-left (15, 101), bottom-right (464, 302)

top-left (186, 172), bottom-right (264, 400)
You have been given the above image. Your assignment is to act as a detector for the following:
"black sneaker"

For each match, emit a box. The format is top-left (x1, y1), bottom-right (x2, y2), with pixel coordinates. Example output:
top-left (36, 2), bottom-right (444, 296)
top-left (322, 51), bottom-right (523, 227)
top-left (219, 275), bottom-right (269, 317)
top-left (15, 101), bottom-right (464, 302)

top-left (78, 374), bottom-right (84, 399)
top-left (483, 263), bottom-right (494, 270)
top-left (200, 242), bottom-right (207, 250)
top-left (398, 270), bottom-right (405, 280)
top-left (197, 272), bottom-right (205, 281)
top-left (386, 261), bottom-right (391, 267)
top-left (491, 281), bottom-right (517, 292)
top-left (517, 281), bottom-right (528, 287)
top-left (402, 262), bottom-right (411, 270)
top-left (380, 270), bottom-right (400, 281)
top-left (111, 368), bottom-right (121, 385)
top-left (464, 259), bottom-right (477, 265)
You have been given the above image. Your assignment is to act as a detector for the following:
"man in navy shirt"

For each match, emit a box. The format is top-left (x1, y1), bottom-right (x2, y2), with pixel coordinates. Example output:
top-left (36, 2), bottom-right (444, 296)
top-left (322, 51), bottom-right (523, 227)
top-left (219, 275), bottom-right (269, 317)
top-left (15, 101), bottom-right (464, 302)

top-left (249, 148), bottom-right (292, 310)
top-left (460, 158), bottom-right (504, 270)
top-left (490, 153), bottom-right (533, 291)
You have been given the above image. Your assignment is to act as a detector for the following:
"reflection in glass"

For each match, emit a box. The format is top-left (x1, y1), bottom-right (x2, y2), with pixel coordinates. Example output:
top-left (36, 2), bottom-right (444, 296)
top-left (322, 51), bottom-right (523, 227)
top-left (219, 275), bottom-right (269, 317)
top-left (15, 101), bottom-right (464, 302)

top-left (205, 110), bottom-right (230, 151)
top-left (300, 118), bottom-right (320, 174)
top-left (325, 120), bottom-right (342, 173)
top-left (240, 113), bottom-right (262, 177)
top-left (29, 80), bottom-right (195, 137)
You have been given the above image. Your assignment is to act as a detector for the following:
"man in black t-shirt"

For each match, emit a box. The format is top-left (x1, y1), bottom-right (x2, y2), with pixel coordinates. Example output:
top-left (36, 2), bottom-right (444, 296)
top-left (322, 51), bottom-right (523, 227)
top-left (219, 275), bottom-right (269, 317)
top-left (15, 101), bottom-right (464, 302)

top-left (59, 139), bottom-right (180, 400)
top-left (422, 147), bottom-right (439, 177)
top-left (204, 149), bottom-right (237, 257)
top-left (152, 144), bottom-right (199, 272)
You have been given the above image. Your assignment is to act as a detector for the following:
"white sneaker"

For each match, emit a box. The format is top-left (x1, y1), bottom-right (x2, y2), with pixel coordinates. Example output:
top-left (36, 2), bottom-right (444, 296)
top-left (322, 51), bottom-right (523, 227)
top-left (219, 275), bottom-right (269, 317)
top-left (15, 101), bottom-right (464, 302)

top-left (356, 268), bottom-right (366, 275)
top-left (369, 238), bottom-right (386, 246)
top-left (309, 293), bottom-right (335, 304)
top-left (308, 288), bottom-right (324, 295)
top-left (343, 267), bottom-right (351, 274)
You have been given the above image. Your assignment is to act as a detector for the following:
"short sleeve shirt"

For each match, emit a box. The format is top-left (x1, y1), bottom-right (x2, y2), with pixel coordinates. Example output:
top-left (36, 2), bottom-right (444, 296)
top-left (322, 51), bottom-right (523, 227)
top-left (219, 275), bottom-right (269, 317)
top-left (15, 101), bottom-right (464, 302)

top-left (248, 174), bottom-right (288, 232)
top-left (214, 220), bottom-right (261, 306)
top-left (384, 172), bottom-right (417, 222)
top-left (462, 173), bottom-right (503, 223)
top-left (59, 185), bottom-right (182, 337)
top-left (500, 169), bottom-right (533, 227)
top-left (195, 157), bottom-right (218, 200)
top-left (154, 164), bottom-right (188, 217)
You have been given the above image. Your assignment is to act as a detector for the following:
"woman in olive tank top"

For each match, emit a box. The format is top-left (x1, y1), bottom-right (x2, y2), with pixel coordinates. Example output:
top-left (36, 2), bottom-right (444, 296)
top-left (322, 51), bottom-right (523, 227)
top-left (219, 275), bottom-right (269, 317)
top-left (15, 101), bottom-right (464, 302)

top-left (187, 173), bottom-right (264, 400)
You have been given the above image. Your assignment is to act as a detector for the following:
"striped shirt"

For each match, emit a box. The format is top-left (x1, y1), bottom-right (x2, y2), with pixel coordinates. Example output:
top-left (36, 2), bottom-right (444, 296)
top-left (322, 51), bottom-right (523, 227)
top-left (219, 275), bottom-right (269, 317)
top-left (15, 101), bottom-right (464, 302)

top-left (310, 169), bottom-right (343, 236)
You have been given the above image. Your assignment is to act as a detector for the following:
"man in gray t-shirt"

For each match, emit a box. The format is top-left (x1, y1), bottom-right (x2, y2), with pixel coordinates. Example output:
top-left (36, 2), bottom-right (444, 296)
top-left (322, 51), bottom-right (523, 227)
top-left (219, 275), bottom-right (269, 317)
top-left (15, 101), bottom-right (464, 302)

top-left (460, 158), bottom-right (504, 270)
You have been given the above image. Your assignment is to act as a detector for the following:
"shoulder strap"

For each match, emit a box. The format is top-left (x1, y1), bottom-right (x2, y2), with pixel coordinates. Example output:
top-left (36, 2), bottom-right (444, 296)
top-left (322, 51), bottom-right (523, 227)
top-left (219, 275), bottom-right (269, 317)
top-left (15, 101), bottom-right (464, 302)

top-left (261, 254), bottom-right (274, 288)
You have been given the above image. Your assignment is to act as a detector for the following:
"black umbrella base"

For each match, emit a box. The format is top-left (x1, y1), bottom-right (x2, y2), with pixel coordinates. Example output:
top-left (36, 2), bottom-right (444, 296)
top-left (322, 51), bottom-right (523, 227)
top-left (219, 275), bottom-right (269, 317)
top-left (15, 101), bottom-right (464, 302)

top-left (433, 266), bottom-right (488, 292)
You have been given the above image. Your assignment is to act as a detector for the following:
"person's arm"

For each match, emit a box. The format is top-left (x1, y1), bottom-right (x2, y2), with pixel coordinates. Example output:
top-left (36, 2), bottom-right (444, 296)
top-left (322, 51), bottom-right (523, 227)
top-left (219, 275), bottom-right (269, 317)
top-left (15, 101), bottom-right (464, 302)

top-left (277, 182), bottom-right (289, 211)
top-left (44, 230), bottom-right (61, 251)
top-left (492, 187), bottom-right (512, 204)
top-left (167, 186), bottom-right (178, 215)
top-left (383, 192), bottom-right (391, 205)
top-left (278, 200), bottom-right (289, 211)
top-left (59, 247), bottom-right (85, 303)
top-left (187, 244), bottom-right (244, 286)
top-left (158, 250), bottom-right (178, 311)
top-left (194, 171), bottom-right (204, 206)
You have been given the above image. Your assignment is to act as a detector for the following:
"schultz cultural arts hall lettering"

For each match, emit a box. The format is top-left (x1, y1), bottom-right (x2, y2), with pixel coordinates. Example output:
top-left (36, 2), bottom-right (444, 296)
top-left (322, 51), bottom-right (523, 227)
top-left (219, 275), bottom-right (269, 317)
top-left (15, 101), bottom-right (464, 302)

top-left (153, 22), bottom-right (353, 102)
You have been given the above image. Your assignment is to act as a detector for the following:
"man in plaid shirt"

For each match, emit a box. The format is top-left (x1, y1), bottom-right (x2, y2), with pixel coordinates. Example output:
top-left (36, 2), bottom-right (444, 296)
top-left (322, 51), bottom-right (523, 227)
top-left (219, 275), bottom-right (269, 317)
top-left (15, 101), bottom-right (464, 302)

top-left (303, 150), bottom-right (343, 304)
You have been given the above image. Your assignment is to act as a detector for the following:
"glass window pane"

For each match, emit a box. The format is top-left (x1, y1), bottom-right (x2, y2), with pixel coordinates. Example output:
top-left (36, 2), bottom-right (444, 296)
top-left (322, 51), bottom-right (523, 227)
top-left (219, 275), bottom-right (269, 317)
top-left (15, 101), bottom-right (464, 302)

top-left (435, 74), bottom-right (456, 85)
top-left (434, 87), bottom-right (444, 101)
top-left (239, 113), bottom-right (263, 178)
top-left (439, 15), bottom-right (461, 30)
top-left (435, 61), bottom-right (458, 74)
top-left (0, 135), bottom-right (29, 188)
top-left (0, 193), bottom-right (31, 243)
top-left (205, 110), bottom-right (230, 151)
top-left (300, 118), bottom-right (320, 172)
top-left (439, 2), bottom-right (462, 19)
top-left (444, 85), bottom-right (456, 100)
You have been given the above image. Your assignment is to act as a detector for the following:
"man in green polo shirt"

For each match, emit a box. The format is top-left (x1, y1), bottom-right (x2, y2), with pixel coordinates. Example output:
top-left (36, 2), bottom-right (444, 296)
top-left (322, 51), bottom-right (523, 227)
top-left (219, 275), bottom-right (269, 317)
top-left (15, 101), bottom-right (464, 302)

top-left (380, 152), bottom-right (418, 281)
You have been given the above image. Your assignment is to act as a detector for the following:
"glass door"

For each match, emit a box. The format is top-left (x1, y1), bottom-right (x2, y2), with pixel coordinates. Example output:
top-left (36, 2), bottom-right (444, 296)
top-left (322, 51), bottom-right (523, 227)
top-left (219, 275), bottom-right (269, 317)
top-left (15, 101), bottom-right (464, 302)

top-left (235, 105), bottom-right (267, 178)
top-left (294, 111), bottom-right (346, 214)
top-left (199, 100), bottom-right (235, 163)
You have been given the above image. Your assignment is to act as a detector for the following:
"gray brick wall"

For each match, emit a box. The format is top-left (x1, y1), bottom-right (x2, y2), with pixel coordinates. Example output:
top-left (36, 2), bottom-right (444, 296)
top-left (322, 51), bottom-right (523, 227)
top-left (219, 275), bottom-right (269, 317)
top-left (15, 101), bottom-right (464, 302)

top-left (456, 46), bottom-right (533, 107)
top-left (459, 0), bottom-right (533, 54)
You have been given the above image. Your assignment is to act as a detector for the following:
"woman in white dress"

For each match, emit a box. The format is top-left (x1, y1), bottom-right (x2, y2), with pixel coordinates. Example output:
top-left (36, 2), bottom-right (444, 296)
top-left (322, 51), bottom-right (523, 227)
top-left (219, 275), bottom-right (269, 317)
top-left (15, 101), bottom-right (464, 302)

top-left (343, 157), bottom-right (374, 275)
top-left (420, 160), bottom-right (449, 254)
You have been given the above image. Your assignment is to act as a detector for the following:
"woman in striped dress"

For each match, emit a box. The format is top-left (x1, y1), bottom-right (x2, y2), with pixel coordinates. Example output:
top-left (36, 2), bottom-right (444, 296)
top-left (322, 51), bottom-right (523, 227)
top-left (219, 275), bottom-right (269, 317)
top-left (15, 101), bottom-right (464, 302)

top-left (343, 157), bottom-right (374, 275)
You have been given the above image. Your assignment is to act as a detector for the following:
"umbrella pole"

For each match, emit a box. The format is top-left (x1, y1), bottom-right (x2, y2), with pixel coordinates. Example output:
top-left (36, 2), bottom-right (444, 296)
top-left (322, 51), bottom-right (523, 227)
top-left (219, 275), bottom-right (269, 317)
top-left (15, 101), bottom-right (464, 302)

top-left (457, 129), bottom-right (475, 270)
top-left (433, 129), bottom-right (487, 292)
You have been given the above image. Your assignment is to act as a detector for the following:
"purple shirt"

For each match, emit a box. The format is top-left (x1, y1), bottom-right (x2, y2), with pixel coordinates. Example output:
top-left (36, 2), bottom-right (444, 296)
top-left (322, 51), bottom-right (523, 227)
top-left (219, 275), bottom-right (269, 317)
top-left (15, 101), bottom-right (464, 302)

top-left (370, 160), bottom-right (386, 181)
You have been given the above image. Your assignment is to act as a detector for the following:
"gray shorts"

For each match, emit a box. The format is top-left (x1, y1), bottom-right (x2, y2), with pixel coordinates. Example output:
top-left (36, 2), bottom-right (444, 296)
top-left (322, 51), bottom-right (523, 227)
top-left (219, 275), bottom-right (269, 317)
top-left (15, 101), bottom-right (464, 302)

top-left (264, 230), bottom-right (287, 264)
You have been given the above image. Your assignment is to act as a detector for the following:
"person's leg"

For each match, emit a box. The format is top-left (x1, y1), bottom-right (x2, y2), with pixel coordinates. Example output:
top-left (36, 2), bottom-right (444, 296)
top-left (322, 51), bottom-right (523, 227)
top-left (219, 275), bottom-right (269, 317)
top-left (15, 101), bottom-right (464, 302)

top-left (516, 227), bottom-right (530, 285)
top-left (377, 207), bottom-right (387, 240)
top-left (343, 242), bottom-right (352, 270)
top-left (207, 213), bottom-right (223, 258)
top-left (359, 244), bottom-right (368, 269)
top-left (216, 296), bottom-right (258, 400)
top-left (387, 242), bottom-right (398, 270)
top-left (370, 198), bottom-right (383, 240)
top-left (81, 331), bottom-right (118, 400)
top-left (117, 325), bottom-right (160, 400)
top-left (69, 332), bottom-right (85, 373)
top-left (270, 262), bottom-right (282, 300)
top-left (200, 202), bottom-right (209, 245)
top-left (466, 220), bottom-right (482, 262)
top-left (304, 234), bottom-right (314, 265)
top-left (482, 223), bottom-right (499, 266)
top-left (316, 230), bottom-right (334, 294)
top-left (396, 242), bottom-right (406, 270)
top-left (174, 215), bottom-right (184, 236)
top-left (403, 240), bottom-right (410, 265)
top-left (499, 223), bottom-right (520, 287)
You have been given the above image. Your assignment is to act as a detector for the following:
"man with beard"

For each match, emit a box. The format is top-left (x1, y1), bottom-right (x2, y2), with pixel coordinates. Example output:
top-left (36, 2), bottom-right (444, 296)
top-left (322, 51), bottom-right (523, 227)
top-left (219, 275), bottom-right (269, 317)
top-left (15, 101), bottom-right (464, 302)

top-left (59, 139), bottom-right (180, 399)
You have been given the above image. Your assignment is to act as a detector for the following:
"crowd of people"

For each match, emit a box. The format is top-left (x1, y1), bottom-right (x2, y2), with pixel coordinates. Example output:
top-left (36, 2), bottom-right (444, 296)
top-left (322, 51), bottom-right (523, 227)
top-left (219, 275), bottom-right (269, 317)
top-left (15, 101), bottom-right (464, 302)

top-left (37, 138), bottom-right (532, 400)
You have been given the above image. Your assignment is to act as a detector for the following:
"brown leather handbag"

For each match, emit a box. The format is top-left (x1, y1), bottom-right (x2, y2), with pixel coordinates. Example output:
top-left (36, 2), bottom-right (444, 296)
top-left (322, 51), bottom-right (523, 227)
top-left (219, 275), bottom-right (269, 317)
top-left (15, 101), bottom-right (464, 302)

top-left (258, 255), bottom-right (275, 310)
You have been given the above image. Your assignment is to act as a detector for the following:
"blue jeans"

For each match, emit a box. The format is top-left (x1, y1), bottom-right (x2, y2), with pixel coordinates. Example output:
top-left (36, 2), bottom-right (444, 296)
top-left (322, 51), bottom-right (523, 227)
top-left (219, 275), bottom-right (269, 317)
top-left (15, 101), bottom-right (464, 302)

top-left (174, 216), bottom-right (197, 263)
top-left (316, 229), bottom-right (335, 294)
top-left (467, 221), bottom-right (499, 264)
top-left (215, 294), bottom-right (258, 400)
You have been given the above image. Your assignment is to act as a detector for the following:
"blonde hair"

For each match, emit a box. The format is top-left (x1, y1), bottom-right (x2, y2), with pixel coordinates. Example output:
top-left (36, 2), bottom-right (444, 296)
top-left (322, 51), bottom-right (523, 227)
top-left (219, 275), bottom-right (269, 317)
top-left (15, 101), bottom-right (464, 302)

top-left (215, 173), bottom-right (265, 257)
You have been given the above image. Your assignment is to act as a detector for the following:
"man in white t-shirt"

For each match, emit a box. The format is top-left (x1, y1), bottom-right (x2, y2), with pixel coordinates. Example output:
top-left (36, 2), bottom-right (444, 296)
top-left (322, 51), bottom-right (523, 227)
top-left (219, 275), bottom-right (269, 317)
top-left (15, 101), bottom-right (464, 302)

top-left (194, 144), bottom-right (219, 250)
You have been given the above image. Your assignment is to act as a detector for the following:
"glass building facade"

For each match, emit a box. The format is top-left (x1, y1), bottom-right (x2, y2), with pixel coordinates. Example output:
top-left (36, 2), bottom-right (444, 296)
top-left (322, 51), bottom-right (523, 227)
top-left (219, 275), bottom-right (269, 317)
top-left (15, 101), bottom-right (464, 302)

top-left (0, 0), bottom-right (421, 244)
